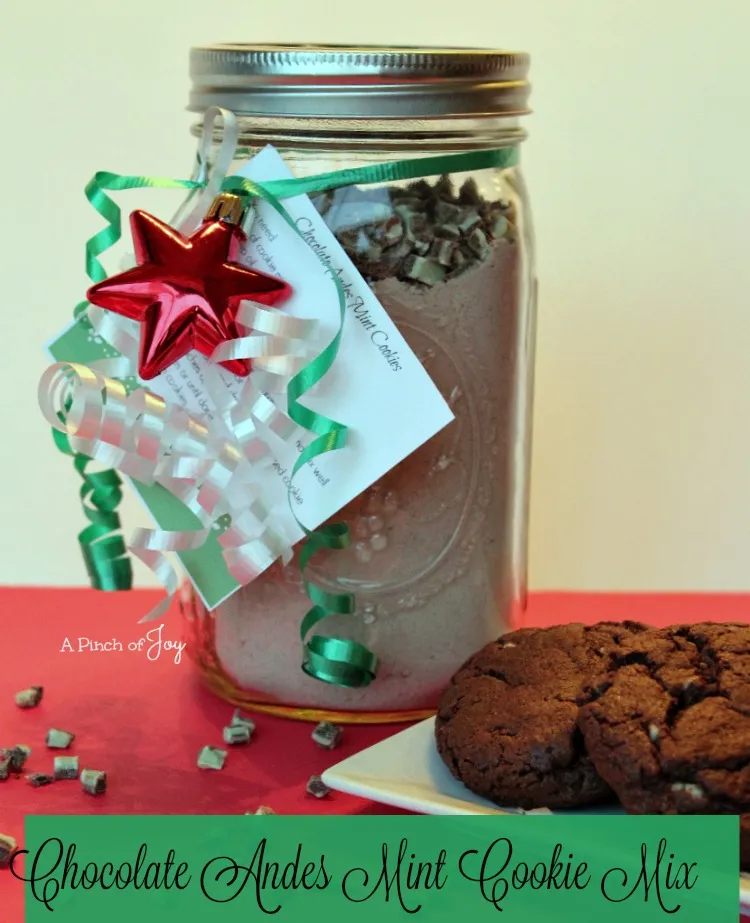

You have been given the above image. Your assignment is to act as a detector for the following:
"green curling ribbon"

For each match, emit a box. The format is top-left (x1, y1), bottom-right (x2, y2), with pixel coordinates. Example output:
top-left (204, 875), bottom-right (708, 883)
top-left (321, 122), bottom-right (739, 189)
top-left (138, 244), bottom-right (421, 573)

top-left (52, 173), bottom-right (202, 594)
top-left (84, 172), bottom-right (201, 283)
top-left (76, 145), bottom-right (519, 685)
top-left (52, 416), bottom-right (132, 590)
top-left (223, 174), bottom-right (372, 686)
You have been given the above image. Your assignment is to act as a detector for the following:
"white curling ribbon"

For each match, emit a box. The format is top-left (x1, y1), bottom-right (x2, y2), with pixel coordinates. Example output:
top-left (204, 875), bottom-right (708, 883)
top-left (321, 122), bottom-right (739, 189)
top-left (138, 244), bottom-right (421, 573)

top-left (250, 369), bottom-right (290, 399)
top-left (220, 499), bottom-right (270, 545)
top-left (132, 547), bottom-right (179, 623)
top-left (220, 522), bottom-right (294, 585)
top-left (38, 361), bottom-right (301, 619)
top-left (201, 301), bottom-right (318, 455)
top-left (232, 381), bottom-right (297, 442)
top-left (129, 524), bottom-right (212, 620)
top-left (130, 526), bottom-right (212, 553)
top-left (212, 333), bottom-right (308, 362)
top-left (85, 306), bottom-right (140, 380)
top-left (195, 443), bottom-right (244, 519)
top-left (202, 370), bottom-right (299, 474)
top-left (253, 354), bottom-right (312, 376)
top-left (173, 107), bottom-right (240, 236)
top-left (229, 411), bottom-right (270, 464)
top-left (86, 305), bottom-right (139, 359)
top-left (200, 338), bottom-right (311, 465)
top-left (119, 251), bottom-right (135, 272)
top-left (221, 540), bottom-right (280, 585)
top-left (218, 496), bottom-right (294, 567)
top-left (210, 298), bottom-right (318, 379)
top-left (235, 299), bottom-right (318, 340)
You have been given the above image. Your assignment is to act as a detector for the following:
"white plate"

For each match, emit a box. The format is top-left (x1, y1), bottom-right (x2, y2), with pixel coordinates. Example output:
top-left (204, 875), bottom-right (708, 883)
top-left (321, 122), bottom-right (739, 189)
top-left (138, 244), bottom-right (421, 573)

top-left (322, 717), bottom-right (750, 910)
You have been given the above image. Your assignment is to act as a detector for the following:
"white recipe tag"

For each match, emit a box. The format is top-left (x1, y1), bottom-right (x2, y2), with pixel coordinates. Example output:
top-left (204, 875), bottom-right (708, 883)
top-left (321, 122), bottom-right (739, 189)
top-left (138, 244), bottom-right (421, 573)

top-left (137, 145), bottom-right (454, 604)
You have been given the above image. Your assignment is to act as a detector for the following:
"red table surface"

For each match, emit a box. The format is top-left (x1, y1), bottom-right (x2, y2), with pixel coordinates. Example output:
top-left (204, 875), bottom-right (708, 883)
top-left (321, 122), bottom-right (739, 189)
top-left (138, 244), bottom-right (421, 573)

top-left (2, 586), bottom-right (750, 920)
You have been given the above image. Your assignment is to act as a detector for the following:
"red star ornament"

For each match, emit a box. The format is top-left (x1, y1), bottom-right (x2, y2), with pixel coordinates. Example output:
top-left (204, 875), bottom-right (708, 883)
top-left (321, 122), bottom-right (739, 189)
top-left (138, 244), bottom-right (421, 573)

top-left (87, 209), bottom-right (292, 380)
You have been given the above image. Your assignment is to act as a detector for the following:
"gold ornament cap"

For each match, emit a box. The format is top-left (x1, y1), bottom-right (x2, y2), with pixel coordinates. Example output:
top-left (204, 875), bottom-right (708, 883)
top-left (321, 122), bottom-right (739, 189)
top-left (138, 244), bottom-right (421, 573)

top-left (206, 193), bottom-right (244, 225)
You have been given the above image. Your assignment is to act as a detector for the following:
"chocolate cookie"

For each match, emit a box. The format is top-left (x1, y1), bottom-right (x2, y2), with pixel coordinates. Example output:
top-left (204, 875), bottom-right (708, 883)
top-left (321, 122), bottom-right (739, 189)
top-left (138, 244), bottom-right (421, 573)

top-left (435, 622), bottom-right (649, 809)
top-left (578, 622), bottom-right (750, 819)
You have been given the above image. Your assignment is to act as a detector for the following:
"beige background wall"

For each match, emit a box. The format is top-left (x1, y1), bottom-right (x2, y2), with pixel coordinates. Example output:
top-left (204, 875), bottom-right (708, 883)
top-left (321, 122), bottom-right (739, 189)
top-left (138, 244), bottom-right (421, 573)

top-left (2, 0), bottom-right (749, 591)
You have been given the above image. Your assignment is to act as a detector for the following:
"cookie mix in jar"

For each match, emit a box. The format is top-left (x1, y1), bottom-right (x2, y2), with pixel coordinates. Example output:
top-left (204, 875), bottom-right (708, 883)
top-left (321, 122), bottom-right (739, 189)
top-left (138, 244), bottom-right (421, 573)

top-left (181, 44), bottom-right (538, 722)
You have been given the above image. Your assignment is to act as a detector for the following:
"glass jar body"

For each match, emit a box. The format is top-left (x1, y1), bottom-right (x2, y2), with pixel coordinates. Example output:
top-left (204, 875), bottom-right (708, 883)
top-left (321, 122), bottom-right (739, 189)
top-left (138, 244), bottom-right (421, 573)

top-left (181, 116), bottom-right (537, 722)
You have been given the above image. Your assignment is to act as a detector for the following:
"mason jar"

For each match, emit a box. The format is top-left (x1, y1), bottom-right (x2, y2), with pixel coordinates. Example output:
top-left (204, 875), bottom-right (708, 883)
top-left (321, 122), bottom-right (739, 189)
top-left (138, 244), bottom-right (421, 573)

top-left (179, 44), bottom-right (537, 722)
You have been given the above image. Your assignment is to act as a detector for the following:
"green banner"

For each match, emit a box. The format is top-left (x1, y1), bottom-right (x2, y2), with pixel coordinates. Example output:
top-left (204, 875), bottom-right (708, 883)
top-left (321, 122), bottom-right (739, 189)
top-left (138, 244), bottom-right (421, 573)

top-left (18, 815), bottom-right (738, 921)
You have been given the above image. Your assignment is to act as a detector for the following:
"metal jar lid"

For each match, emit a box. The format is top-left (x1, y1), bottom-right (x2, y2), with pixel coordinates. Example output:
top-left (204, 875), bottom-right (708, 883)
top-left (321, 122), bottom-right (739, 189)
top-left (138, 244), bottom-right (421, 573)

top-left (188, 44), bottom-right (531, 120)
